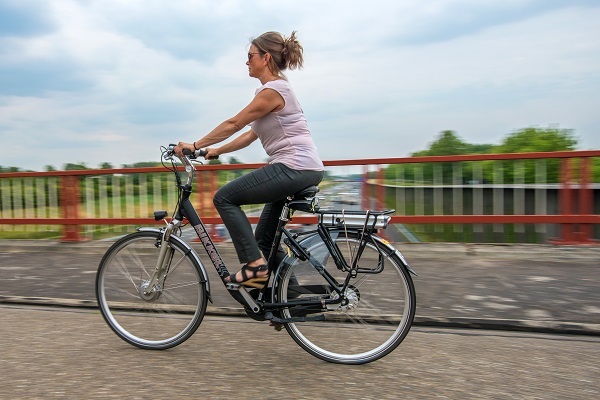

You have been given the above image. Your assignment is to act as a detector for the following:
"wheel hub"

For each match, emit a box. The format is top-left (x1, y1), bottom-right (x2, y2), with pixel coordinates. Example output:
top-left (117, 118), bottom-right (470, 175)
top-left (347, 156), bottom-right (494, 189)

top-left (139, 280), bottom-right (162, 301)
top-left (327, 286), bottom-right (360, 312)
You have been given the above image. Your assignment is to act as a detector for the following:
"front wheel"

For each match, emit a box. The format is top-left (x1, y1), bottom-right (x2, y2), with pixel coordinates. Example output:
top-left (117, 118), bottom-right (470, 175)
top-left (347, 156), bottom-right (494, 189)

top-left (276, 231), bottom-right (416, 364)
top-left (96, 231), bottom-right (208, 349)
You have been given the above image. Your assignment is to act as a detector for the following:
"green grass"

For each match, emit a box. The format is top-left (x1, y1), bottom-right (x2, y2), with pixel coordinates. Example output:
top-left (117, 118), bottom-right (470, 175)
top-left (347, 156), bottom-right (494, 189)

top-left (0, 230), bottom-right (62, 240)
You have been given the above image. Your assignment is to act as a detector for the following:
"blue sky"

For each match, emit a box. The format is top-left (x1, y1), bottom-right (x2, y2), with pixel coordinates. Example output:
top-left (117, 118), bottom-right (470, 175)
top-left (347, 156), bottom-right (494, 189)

top-left (1, 0), bottom-right (599, 170)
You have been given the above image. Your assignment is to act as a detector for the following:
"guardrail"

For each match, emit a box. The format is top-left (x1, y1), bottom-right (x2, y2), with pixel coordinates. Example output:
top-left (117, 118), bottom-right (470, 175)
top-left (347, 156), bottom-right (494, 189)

top-left (1, 151), bottom-right (599, 244)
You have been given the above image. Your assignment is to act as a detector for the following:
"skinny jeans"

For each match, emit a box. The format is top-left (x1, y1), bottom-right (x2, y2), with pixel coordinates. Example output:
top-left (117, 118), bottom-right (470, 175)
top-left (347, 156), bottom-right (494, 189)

top-left (213, 163), bottom-right (323, 265)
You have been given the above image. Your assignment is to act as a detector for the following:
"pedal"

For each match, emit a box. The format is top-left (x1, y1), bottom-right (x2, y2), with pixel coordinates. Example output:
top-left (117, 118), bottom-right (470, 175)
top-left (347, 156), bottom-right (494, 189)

top-left (270, 321), bottom-right (284, 331)
top-left (226, 283), bottom-right (241, 291)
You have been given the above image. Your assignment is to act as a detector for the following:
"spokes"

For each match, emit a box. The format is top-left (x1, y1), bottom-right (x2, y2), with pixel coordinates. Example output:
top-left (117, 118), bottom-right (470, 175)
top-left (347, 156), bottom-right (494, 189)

top-left (96, 232), bottom-right (207, 349)
top-left (278, 231), bottom-right (415, 364)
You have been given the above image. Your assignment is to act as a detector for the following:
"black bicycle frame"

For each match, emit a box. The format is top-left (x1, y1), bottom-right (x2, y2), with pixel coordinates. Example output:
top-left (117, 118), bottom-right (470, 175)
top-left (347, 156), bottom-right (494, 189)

top-left (172, 186), bottom-right (231, 282)
top-left (169, 175), bottom-right (370, 316)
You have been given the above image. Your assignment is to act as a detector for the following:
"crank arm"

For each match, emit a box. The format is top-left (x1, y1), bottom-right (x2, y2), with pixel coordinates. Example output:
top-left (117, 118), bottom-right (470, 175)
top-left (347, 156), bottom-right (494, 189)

top-left (265, 311), bottom-right (326, 323)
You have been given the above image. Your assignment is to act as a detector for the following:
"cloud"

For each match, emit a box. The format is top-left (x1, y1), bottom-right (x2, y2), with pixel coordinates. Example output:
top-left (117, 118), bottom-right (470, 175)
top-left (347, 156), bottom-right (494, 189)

top-left (0, 0), bottom-right (599, 170)
top-left (383, 0), bottom-right (599, 46)
top-left (0, 0), bottom-right (56, 37)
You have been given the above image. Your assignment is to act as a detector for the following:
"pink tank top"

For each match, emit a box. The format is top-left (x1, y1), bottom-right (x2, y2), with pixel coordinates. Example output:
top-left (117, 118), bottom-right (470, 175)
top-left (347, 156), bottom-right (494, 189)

top-left (251, 80), bottom-right (324, 171)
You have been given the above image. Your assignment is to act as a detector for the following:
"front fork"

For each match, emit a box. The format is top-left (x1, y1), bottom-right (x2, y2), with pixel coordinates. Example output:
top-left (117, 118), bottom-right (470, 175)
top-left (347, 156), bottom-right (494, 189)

top-left (142, 220), bottom-right (181, 297)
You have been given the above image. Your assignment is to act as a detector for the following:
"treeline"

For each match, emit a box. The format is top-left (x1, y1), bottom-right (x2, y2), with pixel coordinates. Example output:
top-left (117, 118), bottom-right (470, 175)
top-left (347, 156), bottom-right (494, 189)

top-left (384, 126), bottom-right (598, 184)
top-left (0, 157), bottom-right (244, 174)
top-left (0, 161), bottom-right (164, 173)
top-left (1, 127), bottom-right (596, 183)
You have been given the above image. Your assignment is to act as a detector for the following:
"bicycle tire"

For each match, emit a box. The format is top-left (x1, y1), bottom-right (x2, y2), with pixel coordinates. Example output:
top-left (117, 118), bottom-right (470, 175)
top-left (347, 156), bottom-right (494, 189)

top-left (96, 231), bottom-right (208, 349)
top-left (276, 230), bottom-right (416, 364)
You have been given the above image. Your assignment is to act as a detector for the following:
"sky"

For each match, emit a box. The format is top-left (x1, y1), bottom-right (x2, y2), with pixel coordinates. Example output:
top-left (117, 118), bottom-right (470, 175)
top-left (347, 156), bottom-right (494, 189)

top-left (1, 0), bottom-right (599, 171)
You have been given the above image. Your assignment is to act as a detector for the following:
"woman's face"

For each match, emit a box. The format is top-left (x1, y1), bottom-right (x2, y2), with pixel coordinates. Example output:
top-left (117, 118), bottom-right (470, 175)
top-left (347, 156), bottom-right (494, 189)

top-left (246, 44), bottom-right (264, 78)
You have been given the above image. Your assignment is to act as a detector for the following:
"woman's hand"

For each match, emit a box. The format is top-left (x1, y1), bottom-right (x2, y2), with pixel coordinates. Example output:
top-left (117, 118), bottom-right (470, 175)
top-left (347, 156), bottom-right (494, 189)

top-left (204, 147), bottom-right (220, 160)
top-left (174, 141), bottom-right (195, 157)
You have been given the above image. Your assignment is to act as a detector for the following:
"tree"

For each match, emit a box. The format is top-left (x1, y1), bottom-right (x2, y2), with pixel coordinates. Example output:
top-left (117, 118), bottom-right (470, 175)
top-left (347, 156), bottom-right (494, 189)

top-left (131, 162), bottom-right (162, 168)
top-left (414, 130), bottom-right (470, 156)
top-left (484, 127), bottom-right (578, 183)
top-left (410, 130), bottom-right (494, 158)
top-left (45, 165), bottom-right (57, 172)
top-left (494, 126), bottom-right (577, 154)
top-left (399, 130), bottom-right (494, 183)
top-left (64, 163), bottom-right (88, 170)
top-left (385, 127), bottom-right (579, 184)
top-left (0, 166), bottom-right (21, 172)
top-left (100, 162), bottom-right (114, 169)
top-left (226, 156), bottom-right (244, 178)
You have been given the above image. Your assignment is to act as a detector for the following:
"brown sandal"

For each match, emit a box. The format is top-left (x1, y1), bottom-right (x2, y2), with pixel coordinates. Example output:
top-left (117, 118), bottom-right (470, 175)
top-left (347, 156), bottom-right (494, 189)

top-left (226, 264), bottom-right (269, 288)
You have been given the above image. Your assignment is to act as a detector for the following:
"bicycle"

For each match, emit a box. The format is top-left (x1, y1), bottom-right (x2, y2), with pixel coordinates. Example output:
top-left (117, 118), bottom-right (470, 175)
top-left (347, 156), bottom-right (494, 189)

top-left (95, 144), bottom-right (417, 364)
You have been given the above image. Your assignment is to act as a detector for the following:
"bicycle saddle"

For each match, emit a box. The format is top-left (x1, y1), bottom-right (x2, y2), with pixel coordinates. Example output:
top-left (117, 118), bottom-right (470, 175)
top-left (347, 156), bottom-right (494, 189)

top-left (292, 186), bottom-right (319, 200)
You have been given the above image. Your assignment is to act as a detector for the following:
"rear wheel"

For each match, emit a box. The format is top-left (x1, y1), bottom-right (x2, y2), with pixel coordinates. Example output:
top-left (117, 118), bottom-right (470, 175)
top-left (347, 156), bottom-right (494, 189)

top-left (277, 231), bottom-right (416, 364)
top-left (96, 231), bottom-right (207, 349)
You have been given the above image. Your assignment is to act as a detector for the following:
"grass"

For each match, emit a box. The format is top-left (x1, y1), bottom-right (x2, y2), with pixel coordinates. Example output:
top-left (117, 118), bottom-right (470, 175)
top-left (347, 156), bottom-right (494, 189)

top-left (0, 229), bottom-right (62, 240)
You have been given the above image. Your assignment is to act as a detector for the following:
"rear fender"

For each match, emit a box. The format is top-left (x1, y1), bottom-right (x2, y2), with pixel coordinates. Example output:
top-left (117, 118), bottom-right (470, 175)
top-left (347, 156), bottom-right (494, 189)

top-left (370, 235), bottom-right (418, 277)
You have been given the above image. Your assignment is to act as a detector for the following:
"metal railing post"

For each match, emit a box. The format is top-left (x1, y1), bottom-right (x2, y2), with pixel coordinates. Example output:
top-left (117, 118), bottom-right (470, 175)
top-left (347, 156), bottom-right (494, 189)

top-left (561, 158), bottom-right (574, 243)
top-left (60, 175), bottom-right (83, 242)
top-left (361, 165), bottom-right (369, 209)
top-left (376, 166), bottom-right (385, 211)
top-left (578, 157), bottom-right (594, 243)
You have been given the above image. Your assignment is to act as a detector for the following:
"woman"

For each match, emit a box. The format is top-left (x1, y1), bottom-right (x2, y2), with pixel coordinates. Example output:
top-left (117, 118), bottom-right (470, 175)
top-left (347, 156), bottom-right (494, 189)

top-left (175, 31), bottom-right (323, 288)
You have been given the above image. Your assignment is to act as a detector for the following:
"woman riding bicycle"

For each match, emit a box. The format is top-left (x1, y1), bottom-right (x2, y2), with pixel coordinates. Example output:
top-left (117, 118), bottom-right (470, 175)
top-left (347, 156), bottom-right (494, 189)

top-left (175, 31), bottom-right (324, 288)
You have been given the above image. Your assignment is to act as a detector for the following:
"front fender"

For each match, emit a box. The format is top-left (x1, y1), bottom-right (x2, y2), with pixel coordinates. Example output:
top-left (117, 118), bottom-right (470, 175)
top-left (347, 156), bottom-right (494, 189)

top-left (137, 227), bottom-right (212, 302)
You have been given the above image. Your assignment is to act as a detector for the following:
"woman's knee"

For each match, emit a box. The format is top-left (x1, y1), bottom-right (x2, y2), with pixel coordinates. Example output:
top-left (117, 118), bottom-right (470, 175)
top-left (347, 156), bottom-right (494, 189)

top-left (213, 189), bottom-right (229, 211)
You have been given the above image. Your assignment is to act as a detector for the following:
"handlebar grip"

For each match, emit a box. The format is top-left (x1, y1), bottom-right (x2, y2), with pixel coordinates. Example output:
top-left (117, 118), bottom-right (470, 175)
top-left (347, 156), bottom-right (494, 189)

top-left (182, 148), bottom-right (218, 160)
top-left (198, 149), bottom-right (219, 160)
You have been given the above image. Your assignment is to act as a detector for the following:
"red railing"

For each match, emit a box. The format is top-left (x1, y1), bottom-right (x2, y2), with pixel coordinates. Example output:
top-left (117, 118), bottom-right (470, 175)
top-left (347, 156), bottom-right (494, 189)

top-left (1, 151), bottom-right (599, 244)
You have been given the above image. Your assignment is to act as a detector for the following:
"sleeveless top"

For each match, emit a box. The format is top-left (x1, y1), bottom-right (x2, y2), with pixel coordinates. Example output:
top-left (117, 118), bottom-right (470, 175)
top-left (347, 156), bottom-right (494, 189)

top-left (251, 80), bottom-right (324, 171)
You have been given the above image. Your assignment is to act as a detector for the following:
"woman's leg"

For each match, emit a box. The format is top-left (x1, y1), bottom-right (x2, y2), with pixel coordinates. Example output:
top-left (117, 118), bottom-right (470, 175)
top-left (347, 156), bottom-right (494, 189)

top-left (214, 163), bottom-right (322, 280)
top-left (254, 199), bottom-right (287, 266)
top-left (255, 167), bottom-right (324, 266)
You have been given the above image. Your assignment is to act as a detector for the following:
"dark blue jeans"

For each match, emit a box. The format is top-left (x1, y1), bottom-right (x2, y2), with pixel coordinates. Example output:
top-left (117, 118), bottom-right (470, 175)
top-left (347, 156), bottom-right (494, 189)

top-left (213, 163), bottom-right (323, 265)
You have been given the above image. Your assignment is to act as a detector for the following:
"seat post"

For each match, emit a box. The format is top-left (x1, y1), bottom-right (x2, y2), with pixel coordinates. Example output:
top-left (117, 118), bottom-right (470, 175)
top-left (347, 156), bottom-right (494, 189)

top-left (263, 199), bottom-right (292, 272)
top-left (279, 197), bottom-right (292, 223)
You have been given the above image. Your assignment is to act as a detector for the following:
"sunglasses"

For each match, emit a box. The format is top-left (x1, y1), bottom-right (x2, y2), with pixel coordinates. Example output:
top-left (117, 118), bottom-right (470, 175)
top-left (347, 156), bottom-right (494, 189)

top-left (247, 52), bottom-right (262, 61)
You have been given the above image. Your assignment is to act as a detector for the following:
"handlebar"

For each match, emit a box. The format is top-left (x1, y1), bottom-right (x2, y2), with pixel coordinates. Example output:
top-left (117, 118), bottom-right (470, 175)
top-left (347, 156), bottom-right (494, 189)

top-left (182, 148), bottom-right (209, 159)
top-left (163, 144), bottom-right (218, 161)
top-left (162, 144), bottom-right (218, 188)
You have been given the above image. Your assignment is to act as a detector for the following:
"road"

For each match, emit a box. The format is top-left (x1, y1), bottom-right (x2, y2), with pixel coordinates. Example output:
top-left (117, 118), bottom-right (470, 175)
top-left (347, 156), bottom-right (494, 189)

top-left (2, 239), bottom-right (599, 335)
top-left (1, 304), bottom-right (598, 399)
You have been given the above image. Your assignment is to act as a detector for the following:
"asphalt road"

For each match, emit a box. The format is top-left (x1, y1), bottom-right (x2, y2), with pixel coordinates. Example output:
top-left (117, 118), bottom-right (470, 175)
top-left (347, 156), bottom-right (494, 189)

top-left (1, 240), bottom-right (599, 334)
top-left (1, 304), bottom-right (598, 399)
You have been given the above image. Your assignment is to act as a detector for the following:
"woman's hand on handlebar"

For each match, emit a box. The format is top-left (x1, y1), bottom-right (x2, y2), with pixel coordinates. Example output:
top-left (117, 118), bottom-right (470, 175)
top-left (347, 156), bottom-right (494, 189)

top-left (203, 147), bottom-right (220, 160)
top-left (173, 141), bottom-right (219, 160)
top-left (174, 141), bottom-right (195, 157)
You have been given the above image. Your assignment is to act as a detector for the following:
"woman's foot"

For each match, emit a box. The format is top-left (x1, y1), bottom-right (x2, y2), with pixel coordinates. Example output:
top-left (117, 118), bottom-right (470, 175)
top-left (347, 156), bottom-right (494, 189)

top-left (225, 264), bottom-right (269, 288)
